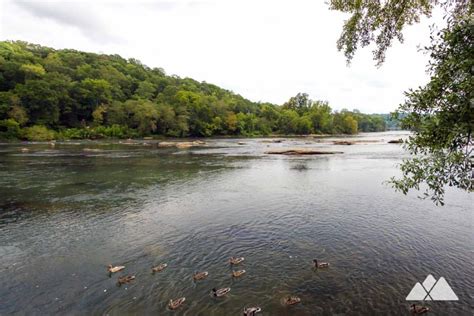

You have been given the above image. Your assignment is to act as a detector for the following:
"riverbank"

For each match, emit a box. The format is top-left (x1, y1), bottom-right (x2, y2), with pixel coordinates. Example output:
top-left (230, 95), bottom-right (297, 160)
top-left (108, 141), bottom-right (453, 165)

top-left (0, 125), bottom-right (405, 143)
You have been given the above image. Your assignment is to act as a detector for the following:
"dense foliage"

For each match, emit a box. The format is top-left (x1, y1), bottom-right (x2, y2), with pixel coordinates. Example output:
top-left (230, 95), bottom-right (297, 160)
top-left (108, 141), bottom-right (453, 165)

top-left (330, 0), bottom-right (473, 203)
top-left (0, 41), bottom-right (386, 140)
top-left (329, 0), bottom-right (469, 66)
top-left (392, 15), bottom-right (473, 204)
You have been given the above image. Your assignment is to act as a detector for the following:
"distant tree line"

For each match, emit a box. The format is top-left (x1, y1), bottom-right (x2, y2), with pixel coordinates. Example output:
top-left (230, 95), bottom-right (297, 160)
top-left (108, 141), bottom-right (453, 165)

top-left (0, 41), bottom-right (389, 140)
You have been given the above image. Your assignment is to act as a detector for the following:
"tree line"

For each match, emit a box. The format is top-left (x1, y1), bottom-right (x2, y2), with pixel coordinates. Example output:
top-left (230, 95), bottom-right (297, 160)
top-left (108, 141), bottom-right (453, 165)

top-left (0, 41), bottom-right (389, 140)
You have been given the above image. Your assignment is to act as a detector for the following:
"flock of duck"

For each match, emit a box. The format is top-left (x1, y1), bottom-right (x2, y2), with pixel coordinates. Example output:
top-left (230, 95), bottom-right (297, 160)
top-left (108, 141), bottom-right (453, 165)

top-left (107, 258), bottom-right (430, 315)
top-left (106, 257), bottom-right (330, 315)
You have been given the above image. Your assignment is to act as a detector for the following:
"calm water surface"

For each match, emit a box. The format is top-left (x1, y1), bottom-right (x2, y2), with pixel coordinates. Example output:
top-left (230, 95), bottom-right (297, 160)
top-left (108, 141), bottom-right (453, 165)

top-left (0, 132), bottom-right (472, 315)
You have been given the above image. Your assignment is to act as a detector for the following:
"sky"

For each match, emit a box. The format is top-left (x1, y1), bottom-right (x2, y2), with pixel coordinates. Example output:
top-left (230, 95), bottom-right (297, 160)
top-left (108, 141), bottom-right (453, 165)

top-left (0, 0), bottom-right (441, 113)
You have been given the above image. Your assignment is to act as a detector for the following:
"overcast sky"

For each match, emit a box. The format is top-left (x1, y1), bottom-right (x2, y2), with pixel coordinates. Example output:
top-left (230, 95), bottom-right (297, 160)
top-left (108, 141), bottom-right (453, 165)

top-left (0, 0), bottom-right (440, 113)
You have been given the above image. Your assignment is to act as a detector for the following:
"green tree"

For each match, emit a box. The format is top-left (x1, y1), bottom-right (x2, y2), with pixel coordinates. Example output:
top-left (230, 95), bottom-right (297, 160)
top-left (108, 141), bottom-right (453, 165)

top-left (20, 63), bottom-right (45, 79)
top-left (329, 0), bottom-right (469, 66)
top-left (15, 79), bottom-right (61, 126)
top-left (308, 100), bottom-right (333, 134)
top-left (112, 100), bottom-right (159, 135)
top-left (130, 100), bottom-right (159, 135)
top-left (391, 16), bottom-right (473, 204)
top-left (134, 81), bottom-right (156, 99)
top-left (297, 115), bottom-right (313, 134)
top-left (330, 1), bottom-right (473, 203)
top-left (333, 111), bottom-right (358, 134)
top-left (283, 92), bottom-right (311, 115)
top-left (21, 125), bottom-right (56, 141)
top-left (0, 118), bottom-right (21, 139)
top-left (224, 112), bottom-right (238, 134)
top-left (92, 104), bottom-right (107, 126)
top-left (8, 104), bottom-right (28, 126)
top-left (278, 109), bottom-right (299, 134)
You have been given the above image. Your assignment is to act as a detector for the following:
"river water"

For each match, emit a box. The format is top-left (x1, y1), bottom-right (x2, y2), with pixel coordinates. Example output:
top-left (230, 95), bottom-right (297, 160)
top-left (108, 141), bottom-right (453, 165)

top-left (0, 132), bottom-right (472, 315)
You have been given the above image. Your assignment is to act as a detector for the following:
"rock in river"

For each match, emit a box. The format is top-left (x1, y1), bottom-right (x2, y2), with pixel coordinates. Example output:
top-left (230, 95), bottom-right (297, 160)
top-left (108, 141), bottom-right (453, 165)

top-left (265, 149), bottom-right (342, 155)
top-left (158, 141), bottom-right (206, 148)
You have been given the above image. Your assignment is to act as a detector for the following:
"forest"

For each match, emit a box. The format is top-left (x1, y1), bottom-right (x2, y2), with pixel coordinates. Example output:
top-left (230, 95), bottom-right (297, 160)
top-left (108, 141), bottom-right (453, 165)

top-left (0, 41), bottom-right (390, 140)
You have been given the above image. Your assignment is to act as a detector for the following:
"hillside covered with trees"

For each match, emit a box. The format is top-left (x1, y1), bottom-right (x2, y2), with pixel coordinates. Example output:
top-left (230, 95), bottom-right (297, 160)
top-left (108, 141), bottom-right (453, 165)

top-left (0, 41), bottom-right (389, 140)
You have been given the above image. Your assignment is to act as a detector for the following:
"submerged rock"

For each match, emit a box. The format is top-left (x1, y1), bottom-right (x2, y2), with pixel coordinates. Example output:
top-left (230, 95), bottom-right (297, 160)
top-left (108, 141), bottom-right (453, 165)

top-left (157, 141), bottom-right (175, 148)
top-left (261, 139), bottom-right (283, 143)
top-left (265, 149), bottom-right (342, 155)
top-left (388, 139), bottom-right (403, 144)
top-left (333, 141), bottom-right (355, 145)
top-left (158, 141), bottom-right (206, 148)
top-left (175, 142), bottom-right (193, 148)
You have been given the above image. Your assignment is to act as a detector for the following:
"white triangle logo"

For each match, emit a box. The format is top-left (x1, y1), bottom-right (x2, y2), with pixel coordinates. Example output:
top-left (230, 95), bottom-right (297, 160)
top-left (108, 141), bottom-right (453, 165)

top-left (406, 275), bottom-right (458, 301)
top-left (406, 282), bottom-right (427, 300)
top-left (429, 277), bottom-right (459, 300)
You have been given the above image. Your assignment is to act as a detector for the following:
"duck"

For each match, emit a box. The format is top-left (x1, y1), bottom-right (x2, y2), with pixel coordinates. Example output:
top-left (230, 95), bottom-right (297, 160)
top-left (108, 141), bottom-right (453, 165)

top-left (284, 296), bottom-right (301, 305)
top-left (313, 259), bottom-right (329, 268)
top-left (410, 304), bottom-right (430, 314)
top-left (229, 257), bottom-right (245, 265)
top-left (232, 270), bottom-right (246, 278)
top-left (20, 147), bottom-right (29, 153)
top-left (117, 275), bottom-right (135, 285)
top-left (152, 263), bottom-right (167, 273)
top-left (107, 264), bottom-right (125, 273)
top-left (211, 287), bottom-right (231, 297)
top-left (243, 306), bottom-right (262, 315)
top-left (168, 297), bottom-right (186, 310)
top-left (193, 271), bottom-right (209, 280)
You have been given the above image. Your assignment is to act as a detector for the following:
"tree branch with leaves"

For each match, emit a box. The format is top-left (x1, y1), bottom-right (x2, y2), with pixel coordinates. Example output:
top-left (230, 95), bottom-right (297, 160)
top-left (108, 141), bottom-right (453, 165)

top-left (330, 0), bottom-right (473, 204)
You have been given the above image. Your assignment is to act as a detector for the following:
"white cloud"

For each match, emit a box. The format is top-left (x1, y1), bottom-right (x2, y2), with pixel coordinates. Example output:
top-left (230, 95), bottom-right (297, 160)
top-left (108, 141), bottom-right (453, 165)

top-left (0, 0), bottom-right (440, 113)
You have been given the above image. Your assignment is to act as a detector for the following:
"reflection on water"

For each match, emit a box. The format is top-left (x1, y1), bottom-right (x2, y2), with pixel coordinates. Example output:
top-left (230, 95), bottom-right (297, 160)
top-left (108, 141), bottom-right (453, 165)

top-left (0, 132), bottom-right (472, 315)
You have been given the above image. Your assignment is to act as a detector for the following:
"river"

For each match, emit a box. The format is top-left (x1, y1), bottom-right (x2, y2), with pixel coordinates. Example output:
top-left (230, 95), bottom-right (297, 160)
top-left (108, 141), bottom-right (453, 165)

top-left (0, 131), bottom-right (472, 315)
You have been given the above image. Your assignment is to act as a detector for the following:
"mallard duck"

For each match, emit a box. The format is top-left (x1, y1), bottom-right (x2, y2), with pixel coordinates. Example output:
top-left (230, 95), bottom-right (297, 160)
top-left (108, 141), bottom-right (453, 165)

top-left (313, 259), bottom-right (329, 268)
top-left (211, 287), bottom-right (231, 297)
top-left (410, 304), bottom-right (430, 314)
top-left (168, 297), bottom-right (185, 310)
top-left (108, 264), bottom-right (125, 273)
top-left (193, 271), bottom-right (209, 280)
top-left (152, 263), bottom-right (167, 273)
top-left (232, 270), bottom-right (246, 277)
top-left (243, 306), bottom-right (262, 315)
top-left (284, 296), bottom-right (301, 305)
top-left (117, 275), bottom-right (135, 285)
top-left (229, 257), bottom-right (245, 265)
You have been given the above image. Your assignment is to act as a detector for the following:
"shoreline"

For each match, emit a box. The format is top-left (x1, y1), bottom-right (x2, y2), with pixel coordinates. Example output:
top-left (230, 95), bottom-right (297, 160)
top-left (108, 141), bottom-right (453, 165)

top-left (0, 130), bottom-right (407, 144)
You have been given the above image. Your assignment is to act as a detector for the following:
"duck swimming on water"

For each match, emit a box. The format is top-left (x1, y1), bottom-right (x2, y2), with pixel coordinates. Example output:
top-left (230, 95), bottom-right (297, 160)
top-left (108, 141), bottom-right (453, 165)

top-left (168, 297), bottom-right (186, 310)
top-left (193, 271), bottom-right (209, 280)
top-left (211, 287), bottom-right (231, 297)
top-left (117, 275), bottom-right (135, 285)
top-left (229, 257), bottom-right (245, 265)
top-left (313, 259), bottom-right (329, 268)
top-left (108, 264), bottom-right (125, 273)
top-left (232, 270), bottom-right (246, 277)
top-left (410, 304), bottom-right (430, 314)
top-left (243, 306), bottom-right (262, 315)
top-left (152, 263), bottom-right (167, 273)
top-left (284, 296), bottom-right (301, 305)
